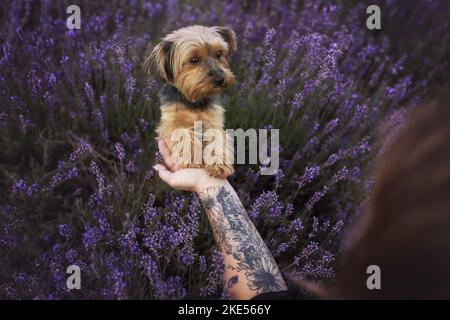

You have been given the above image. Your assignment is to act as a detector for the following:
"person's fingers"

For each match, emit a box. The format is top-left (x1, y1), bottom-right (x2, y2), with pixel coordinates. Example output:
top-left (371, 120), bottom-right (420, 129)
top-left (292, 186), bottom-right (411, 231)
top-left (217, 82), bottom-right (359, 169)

top-left (158, 139), bottom-right (180, 171)
top-left (153, 164), bottom-right (174, 186)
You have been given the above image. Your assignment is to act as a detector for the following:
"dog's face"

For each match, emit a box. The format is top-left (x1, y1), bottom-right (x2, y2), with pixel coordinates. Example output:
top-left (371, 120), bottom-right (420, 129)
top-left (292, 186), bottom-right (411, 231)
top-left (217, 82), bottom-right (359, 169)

top-left (145, 25), bottom-right (236, 103)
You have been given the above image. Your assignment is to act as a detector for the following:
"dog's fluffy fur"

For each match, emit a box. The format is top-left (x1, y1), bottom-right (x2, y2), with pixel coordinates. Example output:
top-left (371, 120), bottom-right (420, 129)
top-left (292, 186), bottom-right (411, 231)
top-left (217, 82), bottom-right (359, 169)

top-left (145, 25), bottom-right (236, 178)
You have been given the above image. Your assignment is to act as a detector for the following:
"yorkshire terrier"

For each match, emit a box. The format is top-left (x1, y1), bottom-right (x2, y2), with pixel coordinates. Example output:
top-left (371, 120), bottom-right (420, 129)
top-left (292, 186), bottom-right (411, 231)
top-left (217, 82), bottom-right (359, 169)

top-left (145, 25), bottom-right (236, 178)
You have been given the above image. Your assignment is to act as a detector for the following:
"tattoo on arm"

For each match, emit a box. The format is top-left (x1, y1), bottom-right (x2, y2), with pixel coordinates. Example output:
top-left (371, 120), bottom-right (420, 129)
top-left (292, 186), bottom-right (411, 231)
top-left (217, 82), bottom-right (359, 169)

top-left (227, 275), bottom-right (239, 290)
top-left (199, 185), bottom-right (287, 296)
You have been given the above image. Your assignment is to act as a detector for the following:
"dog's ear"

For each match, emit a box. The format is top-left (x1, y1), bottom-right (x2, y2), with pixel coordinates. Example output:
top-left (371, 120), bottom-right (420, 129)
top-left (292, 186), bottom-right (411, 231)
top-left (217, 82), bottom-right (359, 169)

top-left (144, 40), bottom-right (174, 83)
top-left (214, 26), bottom-right (237, 56)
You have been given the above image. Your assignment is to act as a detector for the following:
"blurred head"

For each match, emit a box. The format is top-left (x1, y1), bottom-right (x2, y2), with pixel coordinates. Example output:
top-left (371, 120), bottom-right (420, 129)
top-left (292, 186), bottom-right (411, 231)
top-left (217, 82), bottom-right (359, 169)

top-left (145, 25), bottom-right (236, 103)
top-left (325, 89), bottom-right (450, 299)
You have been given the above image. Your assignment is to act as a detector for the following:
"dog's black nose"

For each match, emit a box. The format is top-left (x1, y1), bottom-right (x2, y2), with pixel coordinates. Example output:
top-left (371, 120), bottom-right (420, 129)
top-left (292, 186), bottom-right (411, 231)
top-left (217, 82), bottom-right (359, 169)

top-left (214, 77), bottom-right (224, 86)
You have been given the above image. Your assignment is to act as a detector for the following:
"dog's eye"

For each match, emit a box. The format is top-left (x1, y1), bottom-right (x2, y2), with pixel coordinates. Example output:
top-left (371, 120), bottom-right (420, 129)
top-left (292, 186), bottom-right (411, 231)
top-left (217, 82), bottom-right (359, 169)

top-left (190, 57), bottom-right (200, 64)
top-left (216, 51), bottom-right (222, 59)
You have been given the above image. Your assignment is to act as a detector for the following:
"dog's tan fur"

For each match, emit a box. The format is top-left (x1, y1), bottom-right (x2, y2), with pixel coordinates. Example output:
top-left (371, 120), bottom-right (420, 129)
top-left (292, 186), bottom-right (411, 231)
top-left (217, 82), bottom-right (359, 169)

top-left (145, 25), bottom-right (236, 178)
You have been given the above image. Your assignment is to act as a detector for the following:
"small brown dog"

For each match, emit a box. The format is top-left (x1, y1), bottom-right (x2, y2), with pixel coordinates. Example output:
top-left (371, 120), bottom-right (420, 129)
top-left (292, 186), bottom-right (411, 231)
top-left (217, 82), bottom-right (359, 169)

top-left (145, 25), bottom-right (236, 178)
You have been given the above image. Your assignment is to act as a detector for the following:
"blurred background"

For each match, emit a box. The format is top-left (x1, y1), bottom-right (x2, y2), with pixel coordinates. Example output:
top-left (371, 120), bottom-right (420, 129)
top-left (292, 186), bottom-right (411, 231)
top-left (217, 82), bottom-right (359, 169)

top-left (0, 0), bottom-right (449, 299)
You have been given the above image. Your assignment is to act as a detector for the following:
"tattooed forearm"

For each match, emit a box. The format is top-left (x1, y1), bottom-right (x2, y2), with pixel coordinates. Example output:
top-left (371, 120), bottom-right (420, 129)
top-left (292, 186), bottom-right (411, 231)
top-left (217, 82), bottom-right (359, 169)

top-left (227, 275), bottom-right (239, 290)
top-left (199, 183), bottom-right (287, 299)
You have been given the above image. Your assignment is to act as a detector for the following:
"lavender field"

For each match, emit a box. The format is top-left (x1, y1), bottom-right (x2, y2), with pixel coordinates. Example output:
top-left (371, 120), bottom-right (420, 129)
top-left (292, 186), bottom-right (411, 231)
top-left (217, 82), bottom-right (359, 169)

top-left (0, 0), bottom-right (449, 299)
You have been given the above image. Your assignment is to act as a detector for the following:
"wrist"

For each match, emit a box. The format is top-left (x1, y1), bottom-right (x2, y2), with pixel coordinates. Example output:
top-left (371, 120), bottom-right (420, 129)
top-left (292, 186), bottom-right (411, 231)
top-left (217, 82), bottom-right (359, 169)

top-left (195, 173), bottom-right (227, 193)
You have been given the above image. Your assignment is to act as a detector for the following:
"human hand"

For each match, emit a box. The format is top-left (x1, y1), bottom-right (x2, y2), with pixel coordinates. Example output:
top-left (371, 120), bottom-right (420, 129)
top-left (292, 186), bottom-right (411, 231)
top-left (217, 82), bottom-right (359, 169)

top-left (153, 140), bottom-right (226, 193)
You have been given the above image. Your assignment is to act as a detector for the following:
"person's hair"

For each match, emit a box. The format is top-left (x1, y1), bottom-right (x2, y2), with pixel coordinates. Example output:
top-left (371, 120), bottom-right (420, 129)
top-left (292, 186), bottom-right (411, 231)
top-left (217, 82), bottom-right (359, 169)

top-left (326, 88), bottom-right (450, 299)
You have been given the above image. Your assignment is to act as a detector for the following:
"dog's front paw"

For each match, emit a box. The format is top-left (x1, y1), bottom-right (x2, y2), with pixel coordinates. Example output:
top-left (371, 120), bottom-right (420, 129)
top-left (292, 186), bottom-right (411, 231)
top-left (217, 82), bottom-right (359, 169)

top-left (205, 163), bottom-right (234, 179)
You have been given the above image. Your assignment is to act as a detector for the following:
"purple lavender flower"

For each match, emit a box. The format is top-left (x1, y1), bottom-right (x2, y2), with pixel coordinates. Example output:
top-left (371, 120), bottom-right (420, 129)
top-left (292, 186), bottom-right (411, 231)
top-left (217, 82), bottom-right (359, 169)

top-left (295, 241), bottom-right (320, 265)
top-left (11, 180), bottom-right (39, 197)
top-left (18, 115), bottom-right (33, 134)
top-left (323, 118), bottom-right (339, 135)
top-left (297, 165), bottom-right (320, 188)
top-left (249, 191), bottom-right (283, 219)
top-left (89, 161), bottom-right (110, 197)
top-left (200, 249), bottom-right (224, 298)
top-left (386, 75), bottom-right (412, 101)
top-left (324, 153), bottom-right (339, 167)
top-left (290, 218), bottom-right (304, 232)
top-left (289, 92), bottom-right (304, 119)
top-left (69, 139), bottom-right (91, 162)
top-left (143, 193), bottom-right (157, 223)
top-left (113, 143), bottom-right (126, 161)
top-left (138, 118), bottom-right (149, 131)
top-left (125, 160), bottom-right (138, 173)
top-left (82, 224), bottom-right (100, 248)
top-left (331, 167), bottom-right (349, 184)
top-left (305, 186), bottom-right (329, 211)
top-left (58, 224), bottom-right (73, 240)
top-left (274, 169), bottom-right (285, 189)
top-left (83, 82), bottom-right (95, 104)
top-left (50, 161), bottom-right (78, 188)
